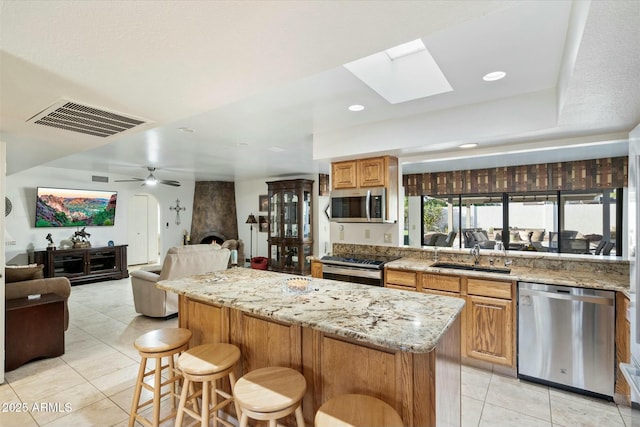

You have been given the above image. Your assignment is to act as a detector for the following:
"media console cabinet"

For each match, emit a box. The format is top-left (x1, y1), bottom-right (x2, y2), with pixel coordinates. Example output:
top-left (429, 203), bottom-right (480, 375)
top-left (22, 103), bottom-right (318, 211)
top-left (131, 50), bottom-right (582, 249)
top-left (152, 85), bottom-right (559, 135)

top-left (33, 245), bottom-right (128, 285)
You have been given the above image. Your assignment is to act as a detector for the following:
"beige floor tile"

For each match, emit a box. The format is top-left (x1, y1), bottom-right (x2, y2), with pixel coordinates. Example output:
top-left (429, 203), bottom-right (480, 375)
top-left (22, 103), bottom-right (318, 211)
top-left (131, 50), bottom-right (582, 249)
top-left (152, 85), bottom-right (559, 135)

top-left (485, 374), bottom-right (551, 421)
top-left (69, 349), bottom-right (138, 381)
top-left (480, 402), bottom-right (551, 427)
top-left (0, 409), bottom-right (39, 427)
top-left (4, 357), bottom-right (68, 385)
top-left (0, 382), bottom-right (19, 401)
top-left (8, 362), bottom-right (88, 403)
top-left (61, 340), bottom-right (118, 364)
top-left (90, 363), bottom-right (142, 397)
top-left (25, 381), bottom-right (105, 425)
top-left (461, 396), bottom-right (483, 427)
top-left (109, 383), bottom-right (157, 414)
top-left (550, 393), bottom-right (626, 427)
top-left (462, 365), bottom-right (492, 401)
top-left (40, 398), bottom-right (129, 427)
top-left (549, 387), bottom-right (619, 412)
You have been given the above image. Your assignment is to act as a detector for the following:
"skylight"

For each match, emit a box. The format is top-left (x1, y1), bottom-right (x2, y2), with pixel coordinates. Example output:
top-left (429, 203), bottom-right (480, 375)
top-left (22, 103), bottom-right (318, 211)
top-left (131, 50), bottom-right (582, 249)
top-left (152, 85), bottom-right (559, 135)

top-left (344, 39), bottom-right (453, 104)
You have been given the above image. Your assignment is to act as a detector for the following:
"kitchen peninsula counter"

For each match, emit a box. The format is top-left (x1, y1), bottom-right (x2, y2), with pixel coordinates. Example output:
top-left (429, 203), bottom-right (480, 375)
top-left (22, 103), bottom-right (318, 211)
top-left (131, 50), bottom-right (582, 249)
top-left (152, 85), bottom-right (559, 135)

top-left (386, 257), bottom-right (630, 295)
top-left (158, 267), bottom-right (464, 426)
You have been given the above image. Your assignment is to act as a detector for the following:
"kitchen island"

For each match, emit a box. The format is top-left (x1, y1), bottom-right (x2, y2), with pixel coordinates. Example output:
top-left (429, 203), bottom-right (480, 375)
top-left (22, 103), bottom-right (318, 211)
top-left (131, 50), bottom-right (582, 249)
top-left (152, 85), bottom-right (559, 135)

top-left (158, 267), bottom-right (465, 427)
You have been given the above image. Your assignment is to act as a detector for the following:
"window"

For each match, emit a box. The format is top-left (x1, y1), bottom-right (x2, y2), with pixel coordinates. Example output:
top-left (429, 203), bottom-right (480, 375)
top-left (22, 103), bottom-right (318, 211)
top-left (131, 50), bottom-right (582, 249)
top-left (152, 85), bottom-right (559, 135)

top-left (421, 196), bottom-right (452, 246)
top-left (559, 190), bottom-right (619, 255)
top-left (459, 194), bottom-right (503, 249)
top-left (418, 189), bottom-right (622, 255)
top-left (507, 192), bottom-right (557, 251)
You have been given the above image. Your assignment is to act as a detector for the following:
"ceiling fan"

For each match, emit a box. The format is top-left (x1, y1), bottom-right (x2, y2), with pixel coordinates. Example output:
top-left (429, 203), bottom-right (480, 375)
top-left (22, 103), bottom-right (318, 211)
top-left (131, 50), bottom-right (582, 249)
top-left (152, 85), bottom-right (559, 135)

top-left (115, 167), bottom-right (181, 187)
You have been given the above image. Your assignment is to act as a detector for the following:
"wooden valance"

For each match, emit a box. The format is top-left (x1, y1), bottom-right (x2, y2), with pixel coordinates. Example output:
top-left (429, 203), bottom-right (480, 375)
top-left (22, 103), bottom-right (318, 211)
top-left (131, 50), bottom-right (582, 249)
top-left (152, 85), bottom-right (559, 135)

top-left (403, 156), bottom-right (628, 197)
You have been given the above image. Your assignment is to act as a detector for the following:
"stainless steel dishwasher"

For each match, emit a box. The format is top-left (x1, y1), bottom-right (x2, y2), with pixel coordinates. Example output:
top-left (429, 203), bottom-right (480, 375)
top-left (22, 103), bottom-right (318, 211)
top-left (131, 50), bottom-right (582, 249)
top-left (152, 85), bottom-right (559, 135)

top-left (518, 282), bottom-right (614, 399)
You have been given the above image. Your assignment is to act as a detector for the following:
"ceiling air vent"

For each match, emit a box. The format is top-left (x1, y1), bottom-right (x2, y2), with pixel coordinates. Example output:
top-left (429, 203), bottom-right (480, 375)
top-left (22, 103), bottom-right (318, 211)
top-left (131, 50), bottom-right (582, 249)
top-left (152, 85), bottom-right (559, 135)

top-left (26, 99), bottom-right (147, 138)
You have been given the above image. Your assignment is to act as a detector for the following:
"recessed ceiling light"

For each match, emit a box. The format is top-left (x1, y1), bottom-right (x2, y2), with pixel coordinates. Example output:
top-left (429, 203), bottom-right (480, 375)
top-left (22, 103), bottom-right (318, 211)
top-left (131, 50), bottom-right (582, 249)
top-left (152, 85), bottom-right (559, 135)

top-left (178, 127), bottom-right (195, 133)
top-left (482, 71), bottom-right (506, 82)
top-left (268, 146), bottom-right (285, 152)
top-left (348, 104), bottom-right (365, 112)
top-left (237, 142), bottom-right (249, 147)
top-left (459, 143), bottom-right (478, 149)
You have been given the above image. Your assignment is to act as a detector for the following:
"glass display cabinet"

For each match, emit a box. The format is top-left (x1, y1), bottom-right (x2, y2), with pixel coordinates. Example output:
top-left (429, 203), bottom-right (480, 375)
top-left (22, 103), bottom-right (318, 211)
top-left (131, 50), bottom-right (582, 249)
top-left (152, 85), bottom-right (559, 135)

top-left (267, 179), bottom-right (314, 275)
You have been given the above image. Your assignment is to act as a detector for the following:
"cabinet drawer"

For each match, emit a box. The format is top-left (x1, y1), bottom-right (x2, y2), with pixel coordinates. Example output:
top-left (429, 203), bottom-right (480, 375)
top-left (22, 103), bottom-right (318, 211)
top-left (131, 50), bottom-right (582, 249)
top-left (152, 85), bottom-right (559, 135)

top-left (385, 269), bottom-right (417, 288)
top-left (422, 273), bottom-right (461, 293)
top-left (421, 289), bottom-right (461, 298)
top-left (467, 278), bottom-right (513, 300)
top-left (386, 284), bottom-right (415, 291)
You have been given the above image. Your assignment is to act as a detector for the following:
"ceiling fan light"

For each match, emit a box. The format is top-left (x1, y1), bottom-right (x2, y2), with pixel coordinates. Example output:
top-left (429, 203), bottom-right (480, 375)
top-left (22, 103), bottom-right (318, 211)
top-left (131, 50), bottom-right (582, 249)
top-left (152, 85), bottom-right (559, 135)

top-left (145, 174), bottom-right (158, 185)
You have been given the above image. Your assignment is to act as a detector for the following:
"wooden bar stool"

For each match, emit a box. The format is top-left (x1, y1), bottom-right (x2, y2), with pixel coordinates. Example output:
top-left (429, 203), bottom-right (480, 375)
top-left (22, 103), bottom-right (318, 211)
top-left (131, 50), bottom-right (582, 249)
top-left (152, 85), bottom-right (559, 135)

top-left (315, 394), bottom-right (403, 427)
top-left (129, 327), bottom-right (192, 427)
top-left (233, 366), bottom-right (306, 427)
top-left (175, 343), bottom-right (241, 427)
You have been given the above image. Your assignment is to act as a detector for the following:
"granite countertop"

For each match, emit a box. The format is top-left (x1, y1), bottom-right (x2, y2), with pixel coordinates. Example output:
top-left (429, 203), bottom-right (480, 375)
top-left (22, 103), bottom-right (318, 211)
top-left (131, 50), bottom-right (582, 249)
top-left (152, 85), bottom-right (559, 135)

top-left (386, 258), bottom-right (630, 295)
top-left (157, 267), bottom-right (465, 353)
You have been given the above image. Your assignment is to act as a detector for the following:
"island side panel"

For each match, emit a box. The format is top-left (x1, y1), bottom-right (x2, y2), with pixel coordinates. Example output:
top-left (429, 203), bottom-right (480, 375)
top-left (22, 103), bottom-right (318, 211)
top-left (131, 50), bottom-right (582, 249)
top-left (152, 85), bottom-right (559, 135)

top-left (307, 329), bottom-right (418, 427)
top-left (229, 308), bottom-right (304, 426)
top-left (436, 315), bottom-right (462, 427)
top-left (230, 309), bottom-right (303, 372)
top-left (413, 315), bottom-right (461, 427)
top-left (178, 295), bottom-right (230, 347)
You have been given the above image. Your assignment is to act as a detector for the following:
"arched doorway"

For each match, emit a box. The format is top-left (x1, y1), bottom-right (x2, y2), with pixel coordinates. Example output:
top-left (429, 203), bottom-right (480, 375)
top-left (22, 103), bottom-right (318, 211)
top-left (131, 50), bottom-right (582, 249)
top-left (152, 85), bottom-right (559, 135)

top-left (127, 194), bottom-right (160, 265)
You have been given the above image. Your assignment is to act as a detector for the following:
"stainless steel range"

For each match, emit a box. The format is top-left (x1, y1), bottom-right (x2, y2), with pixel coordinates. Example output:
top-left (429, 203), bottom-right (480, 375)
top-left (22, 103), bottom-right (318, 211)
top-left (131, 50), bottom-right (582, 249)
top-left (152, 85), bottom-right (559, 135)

top-left (319, 254), bottom-right (398, 287)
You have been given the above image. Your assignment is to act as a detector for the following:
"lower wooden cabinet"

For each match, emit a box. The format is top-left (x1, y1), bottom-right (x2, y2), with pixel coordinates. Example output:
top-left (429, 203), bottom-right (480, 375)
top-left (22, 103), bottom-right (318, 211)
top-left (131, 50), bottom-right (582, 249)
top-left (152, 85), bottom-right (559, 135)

top-left (615, 292), bottom-right (631, 401)
top-left (387, 268), bottom-right (515, 368)
top-left (385, 269), bottom-right (417, 290)
top-left (465, 295), bottom-right (513, 366)
top-left (311, 259), bottom-right (323, 278)
top-left (464, 277), bottom-right (515, 367)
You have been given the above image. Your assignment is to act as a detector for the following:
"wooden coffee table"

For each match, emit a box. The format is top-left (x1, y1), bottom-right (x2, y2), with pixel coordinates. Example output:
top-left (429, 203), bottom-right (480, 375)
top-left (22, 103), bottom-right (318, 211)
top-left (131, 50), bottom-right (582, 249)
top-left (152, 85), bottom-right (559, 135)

top-left (5, 293), bottom-right (65, 371)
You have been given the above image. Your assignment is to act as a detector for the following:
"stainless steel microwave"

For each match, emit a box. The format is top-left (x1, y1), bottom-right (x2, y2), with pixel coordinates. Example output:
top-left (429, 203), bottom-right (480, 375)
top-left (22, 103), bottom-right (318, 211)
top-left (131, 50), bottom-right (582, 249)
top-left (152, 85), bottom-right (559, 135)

top-left (330, 187), bottom-right (390, 223)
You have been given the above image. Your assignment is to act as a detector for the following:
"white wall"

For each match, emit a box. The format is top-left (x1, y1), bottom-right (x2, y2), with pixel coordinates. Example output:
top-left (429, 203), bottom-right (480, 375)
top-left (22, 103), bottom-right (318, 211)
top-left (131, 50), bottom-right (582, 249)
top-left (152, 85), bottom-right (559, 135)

top-left (407, 196), bottom-right (421, 246)
top-left (1, 141), bottom-right (6, 384)
top-left (5, 166), bottom-right (195, 265)
top-left (629, 123), bottom-right (640, 406)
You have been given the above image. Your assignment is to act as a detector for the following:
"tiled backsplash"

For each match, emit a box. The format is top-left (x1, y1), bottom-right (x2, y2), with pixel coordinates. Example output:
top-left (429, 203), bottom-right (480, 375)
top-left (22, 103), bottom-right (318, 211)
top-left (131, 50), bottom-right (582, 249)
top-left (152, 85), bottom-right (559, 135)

top-left (332, 243), bottom-right (630, 278)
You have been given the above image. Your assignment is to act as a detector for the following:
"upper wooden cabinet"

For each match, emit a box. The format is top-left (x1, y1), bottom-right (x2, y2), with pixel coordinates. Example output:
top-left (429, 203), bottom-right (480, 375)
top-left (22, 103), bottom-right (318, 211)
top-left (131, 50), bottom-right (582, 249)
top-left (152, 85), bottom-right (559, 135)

top-left (332, 161), bottom-right (358, 189)
top-left (332, 156), bottom-right (397, 190)
top-left (358, 156), bottom-right (388, 187)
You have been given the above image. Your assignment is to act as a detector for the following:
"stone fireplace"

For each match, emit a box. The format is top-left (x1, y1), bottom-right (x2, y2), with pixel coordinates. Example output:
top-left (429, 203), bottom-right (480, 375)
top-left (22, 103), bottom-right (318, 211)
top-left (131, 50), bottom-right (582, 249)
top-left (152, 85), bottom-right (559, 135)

top-left (190, 181), bottom-right (238, 245)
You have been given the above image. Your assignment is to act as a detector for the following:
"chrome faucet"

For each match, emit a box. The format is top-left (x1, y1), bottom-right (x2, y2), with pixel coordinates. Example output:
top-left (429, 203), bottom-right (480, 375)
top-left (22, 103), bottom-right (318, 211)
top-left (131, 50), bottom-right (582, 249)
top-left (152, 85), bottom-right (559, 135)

top-left (471, 244), bottom-right (480, 266)
top-left (496, 242), bottom-right (512, 267)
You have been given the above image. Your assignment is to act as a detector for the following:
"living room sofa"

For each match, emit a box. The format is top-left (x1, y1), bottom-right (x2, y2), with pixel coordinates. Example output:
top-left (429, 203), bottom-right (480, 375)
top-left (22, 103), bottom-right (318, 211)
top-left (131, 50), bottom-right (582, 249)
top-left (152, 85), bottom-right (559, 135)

top-left (4, 264), bottom-right (71, 330)
top-left (130, 244), bottom-right (230, 318)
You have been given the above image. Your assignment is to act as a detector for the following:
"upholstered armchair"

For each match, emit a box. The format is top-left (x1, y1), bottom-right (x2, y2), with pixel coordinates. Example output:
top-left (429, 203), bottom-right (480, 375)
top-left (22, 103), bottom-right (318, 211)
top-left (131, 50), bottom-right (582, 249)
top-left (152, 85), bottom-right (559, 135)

top-left (5, 265), bottom-right (71, 330)
top-left (130, 244), bottom-right (230, 318)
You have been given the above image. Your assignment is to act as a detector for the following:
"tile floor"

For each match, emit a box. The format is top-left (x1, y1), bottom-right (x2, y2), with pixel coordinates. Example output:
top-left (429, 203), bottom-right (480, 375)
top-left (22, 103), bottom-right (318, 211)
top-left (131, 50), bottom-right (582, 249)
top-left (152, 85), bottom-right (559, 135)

top-left (1, 276), bottom-right (639, 426)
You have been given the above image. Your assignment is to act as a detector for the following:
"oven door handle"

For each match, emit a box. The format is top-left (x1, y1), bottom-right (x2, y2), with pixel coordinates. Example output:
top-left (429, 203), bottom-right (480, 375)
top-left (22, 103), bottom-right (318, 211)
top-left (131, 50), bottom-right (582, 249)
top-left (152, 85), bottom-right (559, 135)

top-left (322, 264), bottom-right (382, 280)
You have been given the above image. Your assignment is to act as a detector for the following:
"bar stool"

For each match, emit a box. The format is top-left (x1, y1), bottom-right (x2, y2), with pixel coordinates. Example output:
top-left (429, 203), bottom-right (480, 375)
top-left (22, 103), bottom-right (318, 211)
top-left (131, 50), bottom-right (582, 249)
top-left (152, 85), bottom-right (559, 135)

top-left (175, 343), bottom-right (241, 427)
top-left (233, 366), bottom-right (306, 427)
top-left (129, 327), bottom-right (192, 427)
top-left (315, 394), bottom-right (403, 427)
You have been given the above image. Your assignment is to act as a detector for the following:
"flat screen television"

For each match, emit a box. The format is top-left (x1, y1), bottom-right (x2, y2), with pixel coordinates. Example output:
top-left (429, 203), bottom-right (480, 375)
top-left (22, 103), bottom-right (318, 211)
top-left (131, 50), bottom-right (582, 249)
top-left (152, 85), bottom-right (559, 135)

top-left (35, 187), bottom-right (117, 227)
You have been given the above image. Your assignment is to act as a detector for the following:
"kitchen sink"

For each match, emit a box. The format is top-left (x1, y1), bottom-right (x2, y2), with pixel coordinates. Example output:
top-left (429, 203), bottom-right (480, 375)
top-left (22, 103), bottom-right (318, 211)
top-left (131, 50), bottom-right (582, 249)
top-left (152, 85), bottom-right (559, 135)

top-left (431, 262), bottom-right (511, 274)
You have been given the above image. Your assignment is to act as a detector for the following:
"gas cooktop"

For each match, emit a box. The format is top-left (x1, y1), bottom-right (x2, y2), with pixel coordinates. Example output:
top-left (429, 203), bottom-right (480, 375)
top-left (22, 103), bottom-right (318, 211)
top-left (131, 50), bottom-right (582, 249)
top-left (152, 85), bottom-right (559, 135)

top-left (320, 254), bottom-right (400, 269)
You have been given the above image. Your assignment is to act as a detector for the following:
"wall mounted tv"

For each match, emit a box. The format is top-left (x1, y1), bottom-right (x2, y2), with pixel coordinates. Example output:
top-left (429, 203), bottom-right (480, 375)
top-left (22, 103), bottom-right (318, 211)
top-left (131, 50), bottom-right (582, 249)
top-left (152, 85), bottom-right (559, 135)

top-left (35, 187), bottom-right (117, 227)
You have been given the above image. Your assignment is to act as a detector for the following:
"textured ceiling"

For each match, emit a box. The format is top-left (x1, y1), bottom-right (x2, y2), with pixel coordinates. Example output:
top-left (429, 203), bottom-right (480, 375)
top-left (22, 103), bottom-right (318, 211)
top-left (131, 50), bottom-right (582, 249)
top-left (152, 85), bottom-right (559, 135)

top-left (0, 0), bottom-right (638, 182)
